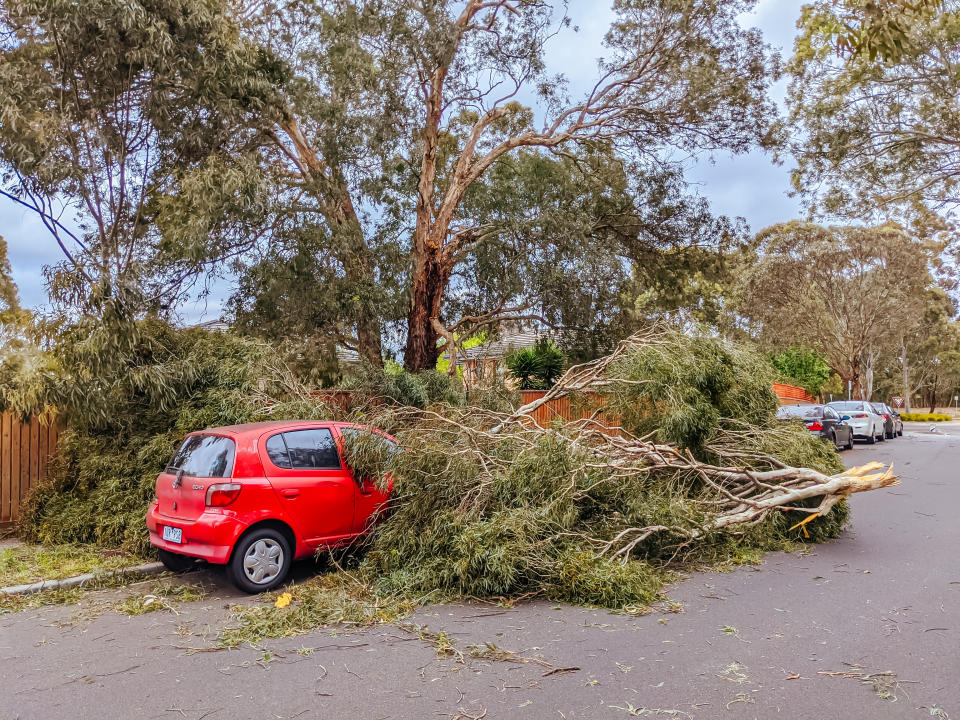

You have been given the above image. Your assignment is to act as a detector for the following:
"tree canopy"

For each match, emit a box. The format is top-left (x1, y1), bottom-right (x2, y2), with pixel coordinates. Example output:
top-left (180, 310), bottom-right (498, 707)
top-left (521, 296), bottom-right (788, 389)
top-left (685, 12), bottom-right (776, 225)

top-left (787, 0), bottom-right (960, 220)
top-left (739, 221), bottom-right (945, 400)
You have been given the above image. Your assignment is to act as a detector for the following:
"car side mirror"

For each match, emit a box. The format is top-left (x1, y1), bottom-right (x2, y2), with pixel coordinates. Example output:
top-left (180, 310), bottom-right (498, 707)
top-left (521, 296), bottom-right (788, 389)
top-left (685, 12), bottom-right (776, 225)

top-left (841, 415), bottom-right (851, 421)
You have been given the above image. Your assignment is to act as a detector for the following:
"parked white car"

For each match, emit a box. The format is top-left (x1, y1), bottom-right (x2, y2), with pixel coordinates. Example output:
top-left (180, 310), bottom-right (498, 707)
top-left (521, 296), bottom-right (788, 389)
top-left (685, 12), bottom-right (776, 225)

top-left (826, 401), bottom-right (886, 444)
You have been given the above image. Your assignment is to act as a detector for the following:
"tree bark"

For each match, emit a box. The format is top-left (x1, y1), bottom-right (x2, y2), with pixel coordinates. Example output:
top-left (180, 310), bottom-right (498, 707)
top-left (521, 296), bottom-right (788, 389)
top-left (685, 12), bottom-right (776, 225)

top-left (901, 340), bottom-right (912, 413)
top-left (273, 117), bottom-right (384, 367)
top-left (404, 248), bottom-right (451, 371)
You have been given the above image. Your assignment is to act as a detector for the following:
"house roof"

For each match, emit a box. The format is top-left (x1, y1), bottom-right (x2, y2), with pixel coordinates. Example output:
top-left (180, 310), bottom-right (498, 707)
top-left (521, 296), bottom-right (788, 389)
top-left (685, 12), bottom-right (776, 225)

top-left (459, 329), bottom-right (555, 361)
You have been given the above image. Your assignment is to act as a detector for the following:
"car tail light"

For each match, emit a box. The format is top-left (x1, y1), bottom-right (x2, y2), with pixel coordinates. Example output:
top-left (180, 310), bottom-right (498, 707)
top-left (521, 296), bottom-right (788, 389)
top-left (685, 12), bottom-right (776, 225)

top-left (883, 414), bottom-right (889, 420)
top-left (806, 421), bottom-right (823, 431)
top-left (206, 483), bottom-right (241, 507)
top-left (852, 413), bottom-right (868, 418)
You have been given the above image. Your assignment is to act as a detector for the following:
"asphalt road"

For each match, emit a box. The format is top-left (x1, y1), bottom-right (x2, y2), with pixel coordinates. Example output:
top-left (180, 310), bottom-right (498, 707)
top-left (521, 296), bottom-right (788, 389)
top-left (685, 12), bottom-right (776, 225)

top-left (1, 425), bottom-right (959, 720)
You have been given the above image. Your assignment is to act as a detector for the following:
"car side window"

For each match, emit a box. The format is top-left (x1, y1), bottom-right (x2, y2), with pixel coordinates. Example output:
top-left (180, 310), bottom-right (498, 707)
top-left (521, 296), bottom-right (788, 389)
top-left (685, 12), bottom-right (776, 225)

top-left (824, 407), bottom-right (838, 419)
top-left (265, 433), bottom-right (292, 469)
top-left (281, 429), bottom-right (342, 470)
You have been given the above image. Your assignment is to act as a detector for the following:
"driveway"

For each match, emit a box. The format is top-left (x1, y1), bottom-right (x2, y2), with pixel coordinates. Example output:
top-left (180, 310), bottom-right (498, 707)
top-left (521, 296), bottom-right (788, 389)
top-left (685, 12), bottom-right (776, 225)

top-left (1, 428), bottom-right (958, 719)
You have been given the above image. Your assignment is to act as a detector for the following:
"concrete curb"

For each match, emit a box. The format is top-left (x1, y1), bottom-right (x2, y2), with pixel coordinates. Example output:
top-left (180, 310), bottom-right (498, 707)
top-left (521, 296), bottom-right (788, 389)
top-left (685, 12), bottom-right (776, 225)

top-left (0, 562), bottom-right (166, 597)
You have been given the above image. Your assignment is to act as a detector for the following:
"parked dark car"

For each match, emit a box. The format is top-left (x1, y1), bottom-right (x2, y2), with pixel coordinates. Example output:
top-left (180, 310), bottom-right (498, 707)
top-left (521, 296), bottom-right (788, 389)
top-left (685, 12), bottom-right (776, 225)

top-left (776, 404), bottom-right (854, 450)
top-left (871, 402), bottom-right (903, 438)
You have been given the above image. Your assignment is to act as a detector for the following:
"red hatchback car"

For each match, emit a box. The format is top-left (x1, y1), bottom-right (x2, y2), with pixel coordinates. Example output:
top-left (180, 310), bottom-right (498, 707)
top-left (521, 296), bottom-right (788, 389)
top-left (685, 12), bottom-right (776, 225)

top-left (147, 421), bottom-right (393, 592)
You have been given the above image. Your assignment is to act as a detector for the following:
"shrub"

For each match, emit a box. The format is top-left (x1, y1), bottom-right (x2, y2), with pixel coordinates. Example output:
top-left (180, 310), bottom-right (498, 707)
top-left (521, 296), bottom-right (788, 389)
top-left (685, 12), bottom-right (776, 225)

top-left (11, 319), bottom-right (334, 554)
top-left (505, 338), bottom-right (565, 390)
top-left (900, 412), bottom-right (951, 422)
top-left (769, 347), bottom-right (831, 397)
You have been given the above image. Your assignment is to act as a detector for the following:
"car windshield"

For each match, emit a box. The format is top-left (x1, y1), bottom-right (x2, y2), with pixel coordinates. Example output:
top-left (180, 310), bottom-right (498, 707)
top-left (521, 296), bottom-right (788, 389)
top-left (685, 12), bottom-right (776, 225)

top-left (776, 406), bottom-right (822, 419)
top-left (340, 428), bottom-right (398, 456)
top-left (829, 401), bottom-right (868, 412)
top-left (166, 435), bottom-right (235, 478)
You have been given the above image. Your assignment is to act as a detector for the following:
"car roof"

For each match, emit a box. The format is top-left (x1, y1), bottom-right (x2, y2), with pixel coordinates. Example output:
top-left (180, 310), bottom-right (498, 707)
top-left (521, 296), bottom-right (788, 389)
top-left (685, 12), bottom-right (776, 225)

top-left (191, 420), bottom-right (347, 439)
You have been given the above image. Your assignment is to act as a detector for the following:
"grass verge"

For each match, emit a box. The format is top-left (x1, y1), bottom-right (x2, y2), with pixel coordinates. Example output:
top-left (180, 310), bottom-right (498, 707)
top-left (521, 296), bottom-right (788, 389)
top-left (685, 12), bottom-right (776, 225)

top-left (0, 542), bottom-right (150, 587)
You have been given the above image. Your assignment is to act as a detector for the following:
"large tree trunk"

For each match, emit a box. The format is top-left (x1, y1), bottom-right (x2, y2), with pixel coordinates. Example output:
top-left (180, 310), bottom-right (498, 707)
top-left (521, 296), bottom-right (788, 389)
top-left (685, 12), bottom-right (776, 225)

top-left (863, 347), bottom-right (875, 401)
top-left (403, 248), bottom-right (450, 372)
top-left (901, 341), bottom-right (912, 413)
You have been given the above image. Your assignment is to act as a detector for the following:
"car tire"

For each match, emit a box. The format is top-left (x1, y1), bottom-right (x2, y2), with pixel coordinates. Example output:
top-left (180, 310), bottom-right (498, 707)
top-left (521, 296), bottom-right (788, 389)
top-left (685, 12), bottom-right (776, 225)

top-left (228, 527), bottom-right (292, 594)
top-left (158, 548), bottom-right (197, 574)
top-left (846, 433), bottom-right (854, 450)
top-left (869, 430), bottom-right (877, 444)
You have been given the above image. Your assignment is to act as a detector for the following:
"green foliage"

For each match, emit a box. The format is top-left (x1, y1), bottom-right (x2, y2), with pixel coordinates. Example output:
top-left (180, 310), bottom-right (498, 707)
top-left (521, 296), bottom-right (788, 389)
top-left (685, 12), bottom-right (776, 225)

top-left (504, 347), bottom-right (542, 390)
top-left (0, 235), bottom-right (20, 314)
top-left (8, 323), bottom-right (851, 616)
top-left (826, 0), bottom-right (944, 62)
top-left (770, 347), bottom-right (832, 396)
top-left (788, 0), bottom-right (960, 218)
top-left (900, 412), bottom-right (951, 421)
top-left (341, 336), bottom-right (847, 612)
top-left (604, 332), bottom-right (779, 451)
top-left (505, 338), bottom-right (565, 390)
top-left (8, 316), bottom-right (331, 553)
top-left (220, 569), bottom-right (416, 647)
top-left (0, 0), bottom-right (277, 314)
top-left (741, 222), bottom-right (943, 401)
top-left (350, 365), bottom-right (466, 409)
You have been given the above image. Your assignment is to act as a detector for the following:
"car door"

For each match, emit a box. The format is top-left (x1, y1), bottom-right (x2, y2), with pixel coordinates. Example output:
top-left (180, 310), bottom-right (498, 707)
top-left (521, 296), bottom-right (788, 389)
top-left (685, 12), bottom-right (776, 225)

top-left (261, 427), bottom-right (356, 546)
top-left (824, 407), bottom-right (847, 444)
top-left (820, 406), bottom-right (839, 443)
top-left (336, 427), bottom-right (393, 534)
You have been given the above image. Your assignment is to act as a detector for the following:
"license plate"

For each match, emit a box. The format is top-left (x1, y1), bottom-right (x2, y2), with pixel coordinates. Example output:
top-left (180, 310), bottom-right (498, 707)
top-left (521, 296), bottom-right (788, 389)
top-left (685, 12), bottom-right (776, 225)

top-left (162, 525), bottom-right (183, 544)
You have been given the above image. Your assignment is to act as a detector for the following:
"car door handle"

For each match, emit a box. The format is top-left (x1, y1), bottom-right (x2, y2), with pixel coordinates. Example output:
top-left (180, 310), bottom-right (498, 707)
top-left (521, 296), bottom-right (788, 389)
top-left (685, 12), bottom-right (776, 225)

top-left (280, 489), bottom-right (300, 498)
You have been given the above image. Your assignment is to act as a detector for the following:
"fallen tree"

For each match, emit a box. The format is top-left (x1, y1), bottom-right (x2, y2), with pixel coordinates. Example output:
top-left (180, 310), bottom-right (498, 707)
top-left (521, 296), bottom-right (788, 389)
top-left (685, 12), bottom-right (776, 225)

top-left (6, 320), bottom-right (896, 611)
top-left (341, 330), bottom-right (897, 607)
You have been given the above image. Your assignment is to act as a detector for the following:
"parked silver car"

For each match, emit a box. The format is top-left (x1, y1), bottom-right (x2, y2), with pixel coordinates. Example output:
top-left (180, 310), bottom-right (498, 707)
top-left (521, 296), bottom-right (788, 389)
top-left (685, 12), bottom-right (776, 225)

top-left (826, 400), bottom-right (886, 444)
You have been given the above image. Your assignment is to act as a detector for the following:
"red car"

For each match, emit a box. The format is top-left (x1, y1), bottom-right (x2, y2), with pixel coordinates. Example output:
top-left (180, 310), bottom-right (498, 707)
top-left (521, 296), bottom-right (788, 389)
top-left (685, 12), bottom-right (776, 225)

top-left (147, 421), bottom-right (393, 592)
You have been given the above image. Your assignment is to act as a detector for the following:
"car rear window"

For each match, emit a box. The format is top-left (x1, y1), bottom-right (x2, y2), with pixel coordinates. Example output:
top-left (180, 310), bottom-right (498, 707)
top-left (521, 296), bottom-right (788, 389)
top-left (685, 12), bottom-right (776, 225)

top-left (265, 428), bottom-right (341, 470)
top-left (166, 435), bottom-right (235, 478)
top-left (829, 401), bottom-right (866, 411)
top-left (776, 405), bottom-right (822, 419)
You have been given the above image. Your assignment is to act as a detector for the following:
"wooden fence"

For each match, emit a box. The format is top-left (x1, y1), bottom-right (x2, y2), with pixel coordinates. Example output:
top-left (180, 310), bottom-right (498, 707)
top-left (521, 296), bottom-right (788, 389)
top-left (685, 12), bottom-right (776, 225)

top-left (518, 390), bottom-right (622, 433)
top-left (772, 382), bottom-right (817, 405)
top-left (519, 381), bottom-right (816, 430)
top-left (0, 413), bottom-right (60, 525)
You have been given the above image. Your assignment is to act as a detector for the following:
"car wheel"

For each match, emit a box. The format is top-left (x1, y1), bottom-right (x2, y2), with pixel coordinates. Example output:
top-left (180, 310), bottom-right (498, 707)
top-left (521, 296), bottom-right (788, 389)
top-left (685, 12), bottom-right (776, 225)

top-left (846, 433), bottom-right (854, 450)
top-left (158, 548), bottom-right (197, 574)
top-left (869, 430), bottom-right (877, 444)
top-left (228, 528), bottom-right (292, 594)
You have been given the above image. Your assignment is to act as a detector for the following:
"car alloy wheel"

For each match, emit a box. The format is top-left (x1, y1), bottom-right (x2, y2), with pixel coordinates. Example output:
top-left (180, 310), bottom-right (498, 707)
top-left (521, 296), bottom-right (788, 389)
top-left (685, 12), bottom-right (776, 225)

top-left (228, 527), bottom-right (292, 593)
top-left (243, 538), bottom-right (284, 585)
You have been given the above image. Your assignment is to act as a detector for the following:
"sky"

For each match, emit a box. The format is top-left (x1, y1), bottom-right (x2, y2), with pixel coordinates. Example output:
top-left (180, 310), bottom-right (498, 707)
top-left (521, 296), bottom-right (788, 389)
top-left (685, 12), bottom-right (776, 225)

top-left (0, 0), bottom-right (806, 323)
